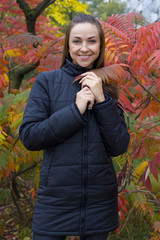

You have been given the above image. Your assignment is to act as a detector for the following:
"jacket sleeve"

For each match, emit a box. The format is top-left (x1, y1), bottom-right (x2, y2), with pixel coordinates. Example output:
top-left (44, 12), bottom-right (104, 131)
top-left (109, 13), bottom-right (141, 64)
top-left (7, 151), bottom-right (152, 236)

top-left (19, 73), bottom-right (86, 151)
top-left (93, 94), bottom-right (130, 157)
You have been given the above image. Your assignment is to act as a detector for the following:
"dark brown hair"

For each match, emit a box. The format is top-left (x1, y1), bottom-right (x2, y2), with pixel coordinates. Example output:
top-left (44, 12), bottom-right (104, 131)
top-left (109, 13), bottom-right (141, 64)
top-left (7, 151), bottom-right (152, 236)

top-left (61, 14), bottom-right (118, 99)
top-left (61, 14), bottom-right (105, 69)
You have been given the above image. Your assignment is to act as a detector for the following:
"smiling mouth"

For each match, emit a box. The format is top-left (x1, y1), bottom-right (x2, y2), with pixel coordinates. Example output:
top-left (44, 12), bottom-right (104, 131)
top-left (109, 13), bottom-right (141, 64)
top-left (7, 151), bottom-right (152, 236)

top-left (78, 55), bottom-right (91, 60)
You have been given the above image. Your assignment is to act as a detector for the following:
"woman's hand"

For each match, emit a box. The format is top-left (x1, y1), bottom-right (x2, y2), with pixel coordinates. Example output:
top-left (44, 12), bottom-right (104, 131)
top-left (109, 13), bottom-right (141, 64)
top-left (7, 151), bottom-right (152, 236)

top-left (76, 86), bottom-right (95, 114)
top-left (79, 72), bottom-right (105, 103)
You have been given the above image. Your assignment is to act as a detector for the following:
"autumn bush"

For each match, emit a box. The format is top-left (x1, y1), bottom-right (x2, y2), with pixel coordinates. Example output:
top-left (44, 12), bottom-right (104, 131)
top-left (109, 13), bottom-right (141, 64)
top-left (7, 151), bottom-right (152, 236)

top-left (0, 0), bottom-right (160, 239)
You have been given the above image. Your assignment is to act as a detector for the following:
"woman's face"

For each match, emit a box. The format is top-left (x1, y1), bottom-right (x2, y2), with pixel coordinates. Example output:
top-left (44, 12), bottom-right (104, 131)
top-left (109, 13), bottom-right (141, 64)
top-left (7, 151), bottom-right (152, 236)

top-left (69, 23), bottom-right (100, 68)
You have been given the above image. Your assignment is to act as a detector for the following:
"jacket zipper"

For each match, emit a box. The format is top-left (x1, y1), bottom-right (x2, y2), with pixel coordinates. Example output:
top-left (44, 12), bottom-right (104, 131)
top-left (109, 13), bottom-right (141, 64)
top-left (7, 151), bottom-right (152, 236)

top-left (80, 110), bottom-right (88, 235)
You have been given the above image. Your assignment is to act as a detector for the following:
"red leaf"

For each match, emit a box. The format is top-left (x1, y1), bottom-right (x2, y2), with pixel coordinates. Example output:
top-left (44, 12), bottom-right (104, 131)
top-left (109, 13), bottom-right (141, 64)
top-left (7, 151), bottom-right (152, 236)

top-left (155, 126), bottom-right (160, 133)
top-left (157, 80), bottom-right (160, 92)
top-left (119, 211), bottom-right (125, 222)
top-left (122, 85), bottom-right (135, 98)
top-left (150, 159), bottom-right (159, 182)
top-left (115, 226), bottom-right (120, 234)
top-left (0, 24), bottom-right (5, 32)
top-left (146, 50), bottom-right (160, 68)
top-left (155, 152), bottom-right (160, 168)
top-left (153, 221), bottom-right (160, 233)
top-left (133, 138), bottom-right (145, 160)
top-left (117, 101), bottom-right (129, 116)
top-left (122, 203), bottom-right (128, 214)
top-left (119, 90), bottom-right (135, 113)
top-left (139, 172), bottom-right (152, 191)
top-left (145, 176), bottom-right (152, 191)
top-left (118, 198), bottom-right (122, 211)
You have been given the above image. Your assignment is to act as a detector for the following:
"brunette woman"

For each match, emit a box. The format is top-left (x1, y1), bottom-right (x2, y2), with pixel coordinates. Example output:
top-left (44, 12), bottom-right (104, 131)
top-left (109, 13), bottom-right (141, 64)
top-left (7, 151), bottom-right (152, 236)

top-left (19, 14), bottom-right (130, 240)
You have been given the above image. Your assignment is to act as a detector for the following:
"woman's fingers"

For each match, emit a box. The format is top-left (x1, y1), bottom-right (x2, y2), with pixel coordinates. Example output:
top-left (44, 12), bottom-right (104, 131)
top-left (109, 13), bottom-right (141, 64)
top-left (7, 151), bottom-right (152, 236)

top-left (80, 71), bottom-right (98, 79)
top-left (76, 87), bottom-right (95, 114)
top-left (80, 72), bottom-right (105, 103)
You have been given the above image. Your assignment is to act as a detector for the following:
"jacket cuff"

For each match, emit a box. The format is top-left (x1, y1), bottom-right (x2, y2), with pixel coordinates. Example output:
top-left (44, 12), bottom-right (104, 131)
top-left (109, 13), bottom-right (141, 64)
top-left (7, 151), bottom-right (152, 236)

top-left (70, 103), bottom-right (87, 125)
top-left (93, 95), bottom-right (113, 109)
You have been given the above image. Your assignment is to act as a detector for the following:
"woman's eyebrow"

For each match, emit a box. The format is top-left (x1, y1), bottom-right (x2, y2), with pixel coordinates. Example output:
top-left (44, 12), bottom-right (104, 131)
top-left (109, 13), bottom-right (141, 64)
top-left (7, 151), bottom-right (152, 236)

top-left (88, 36), bottom-right (97, 39)
top-left (72, 36), bottom-right (81, 39)
top-left (72, 36), bottom-right (97, 39)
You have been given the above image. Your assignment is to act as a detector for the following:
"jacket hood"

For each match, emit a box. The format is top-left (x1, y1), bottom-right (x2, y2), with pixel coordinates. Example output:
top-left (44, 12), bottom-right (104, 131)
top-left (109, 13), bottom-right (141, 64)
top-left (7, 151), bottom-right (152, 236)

top-left (61, 59), bottom-right (92, 77)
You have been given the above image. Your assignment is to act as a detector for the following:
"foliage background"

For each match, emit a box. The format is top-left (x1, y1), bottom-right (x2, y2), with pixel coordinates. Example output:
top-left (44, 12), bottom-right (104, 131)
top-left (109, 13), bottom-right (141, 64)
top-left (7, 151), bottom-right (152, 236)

top-left (0, 0), bottom-right (160, 239)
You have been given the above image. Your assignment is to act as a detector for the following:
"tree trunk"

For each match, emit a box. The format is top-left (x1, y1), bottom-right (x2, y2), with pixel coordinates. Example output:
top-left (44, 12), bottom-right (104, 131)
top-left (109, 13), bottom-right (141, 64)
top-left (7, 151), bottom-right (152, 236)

top-left (14, 0), bottom-right (56, 88)
top-left (13, 61), bottom-right (39, 89)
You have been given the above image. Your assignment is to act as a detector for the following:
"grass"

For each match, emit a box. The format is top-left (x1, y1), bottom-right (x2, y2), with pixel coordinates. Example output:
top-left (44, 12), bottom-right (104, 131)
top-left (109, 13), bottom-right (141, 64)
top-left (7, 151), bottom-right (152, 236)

top-left (108, 212), bottom-right (152, 240)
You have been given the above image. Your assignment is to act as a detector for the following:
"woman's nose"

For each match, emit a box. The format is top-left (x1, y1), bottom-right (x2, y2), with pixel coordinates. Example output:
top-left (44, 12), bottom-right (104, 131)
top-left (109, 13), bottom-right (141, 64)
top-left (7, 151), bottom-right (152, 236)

top-left (81, 42), bottom-right (88, 51)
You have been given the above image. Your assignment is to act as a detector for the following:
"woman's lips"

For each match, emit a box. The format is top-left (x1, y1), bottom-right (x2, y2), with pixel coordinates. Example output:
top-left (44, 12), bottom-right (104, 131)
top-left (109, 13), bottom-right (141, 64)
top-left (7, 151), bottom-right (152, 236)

top-left (78, 55), bottom-right (91, 60)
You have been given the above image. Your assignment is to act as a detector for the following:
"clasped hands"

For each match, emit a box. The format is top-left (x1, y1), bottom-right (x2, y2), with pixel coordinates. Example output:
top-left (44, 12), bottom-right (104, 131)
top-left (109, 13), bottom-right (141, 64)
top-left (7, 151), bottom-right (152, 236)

top-left (76, 72), bottom-right (105, 114)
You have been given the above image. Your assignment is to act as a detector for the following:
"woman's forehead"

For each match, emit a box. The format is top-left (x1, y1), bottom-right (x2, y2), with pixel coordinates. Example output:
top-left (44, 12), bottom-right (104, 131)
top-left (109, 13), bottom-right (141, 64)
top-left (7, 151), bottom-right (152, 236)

top-left (70, 23), bottom-right (99, 38)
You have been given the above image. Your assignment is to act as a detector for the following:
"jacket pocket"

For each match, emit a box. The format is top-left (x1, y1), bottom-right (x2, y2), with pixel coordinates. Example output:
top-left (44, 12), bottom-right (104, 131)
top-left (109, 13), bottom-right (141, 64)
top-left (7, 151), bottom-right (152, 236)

top-left (39, 149), bottom-right (54, 186)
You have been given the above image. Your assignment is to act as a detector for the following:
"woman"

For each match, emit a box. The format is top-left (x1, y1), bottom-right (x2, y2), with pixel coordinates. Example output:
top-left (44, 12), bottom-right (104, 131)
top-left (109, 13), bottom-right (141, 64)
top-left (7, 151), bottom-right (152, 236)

top-left (19, 14), bottom-right (130, 240)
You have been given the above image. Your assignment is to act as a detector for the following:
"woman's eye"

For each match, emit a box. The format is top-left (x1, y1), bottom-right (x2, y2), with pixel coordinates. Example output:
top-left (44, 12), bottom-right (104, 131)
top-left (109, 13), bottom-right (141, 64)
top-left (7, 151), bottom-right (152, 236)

top-left (73, 40), bottom-right (80, 43)
top-left (89, 40), bottom-right (96, 43)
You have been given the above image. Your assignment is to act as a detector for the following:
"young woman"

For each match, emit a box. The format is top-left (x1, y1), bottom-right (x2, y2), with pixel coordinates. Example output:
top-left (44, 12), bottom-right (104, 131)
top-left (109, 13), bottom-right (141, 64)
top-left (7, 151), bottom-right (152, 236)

top-left (19, 14), bottom-right (130, 240)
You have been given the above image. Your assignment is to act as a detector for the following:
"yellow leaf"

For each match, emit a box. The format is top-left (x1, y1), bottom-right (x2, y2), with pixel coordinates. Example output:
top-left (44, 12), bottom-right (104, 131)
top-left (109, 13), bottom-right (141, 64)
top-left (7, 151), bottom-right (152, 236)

top-left (47, 0), bottom-right (89, 26)
top-left (0, 133), bottom-right (6, 140)
top-left (106, 42), bottom-right (116, 47)
top-left (109, 47), bottom-right (117, 51)
top-left (119, 45), bottom-right (129, 48)
top-left (15, 163), bottom-right (19, 172)
top-left (105, 50), bottom-right (111, 62)
top-left (3, 73), bottom-right (9, 84)
top-left (3, 48), bottom-right (24, 60)
top-left (122, 52), bottom-right (130, 55)
top-left (2, 131), bottom-right (7, 136)
top-left (133, 161), bottom-right (149, 178)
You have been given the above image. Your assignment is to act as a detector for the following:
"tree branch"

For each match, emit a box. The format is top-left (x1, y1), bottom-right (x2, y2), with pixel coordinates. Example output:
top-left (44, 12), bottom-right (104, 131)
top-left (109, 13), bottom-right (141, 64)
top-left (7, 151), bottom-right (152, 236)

top-left (147, 123), bottom-right (160, 130)
top-left (35, 0), bottom-right (56, 18)
top-left (127, 68), bottom-right (160, 104)
top-left (16, 160), bottom-right (42, 177)
top-left (12, 61), bottom-right (39, 89)
top-left (137, 119), bottom-right (160, 129)
top-left (16, 0), bottom-right (57, 34)
top-left (16, 0), bottom-right (30, 15)
top-left (10, 188), bottom-right (24, 221)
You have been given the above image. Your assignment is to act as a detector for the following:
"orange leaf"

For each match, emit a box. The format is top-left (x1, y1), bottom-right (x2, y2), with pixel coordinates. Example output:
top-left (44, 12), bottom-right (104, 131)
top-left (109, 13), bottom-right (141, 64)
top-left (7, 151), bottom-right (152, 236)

top-left (73, 64), bottom-right (125, 84)
top-left (29, 188), bottom-right (35, 200)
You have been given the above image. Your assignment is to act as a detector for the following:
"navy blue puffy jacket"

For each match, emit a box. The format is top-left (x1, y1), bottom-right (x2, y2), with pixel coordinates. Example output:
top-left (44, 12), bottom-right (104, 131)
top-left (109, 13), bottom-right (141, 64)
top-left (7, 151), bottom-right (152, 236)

top-left (19, 59), bottom-right (130, 237)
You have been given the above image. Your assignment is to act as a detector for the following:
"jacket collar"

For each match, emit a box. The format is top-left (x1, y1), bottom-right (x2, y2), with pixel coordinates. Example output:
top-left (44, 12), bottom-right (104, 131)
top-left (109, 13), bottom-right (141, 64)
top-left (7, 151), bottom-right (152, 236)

top-left (61, 59), bottom-right (92, 77)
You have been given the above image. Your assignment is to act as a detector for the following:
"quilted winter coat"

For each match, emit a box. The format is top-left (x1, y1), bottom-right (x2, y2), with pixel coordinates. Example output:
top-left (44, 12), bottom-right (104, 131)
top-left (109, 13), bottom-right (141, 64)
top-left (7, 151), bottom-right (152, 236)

top-left (19, 59), bottom-right (130, 237)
